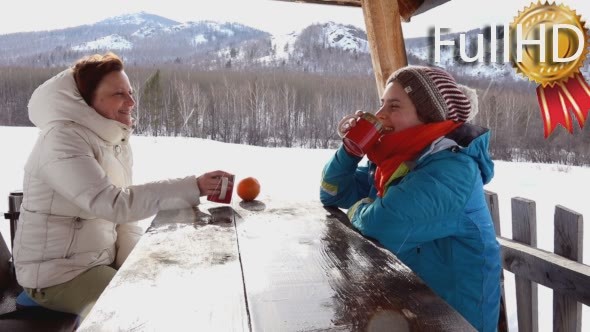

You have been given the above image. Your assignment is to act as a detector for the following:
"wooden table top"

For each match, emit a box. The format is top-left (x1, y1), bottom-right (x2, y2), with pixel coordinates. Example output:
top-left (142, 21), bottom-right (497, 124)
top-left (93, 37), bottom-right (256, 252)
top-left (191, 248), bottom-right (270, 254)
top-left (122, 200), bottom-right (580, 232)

top-left (78, 200), bottom-right (474, 332)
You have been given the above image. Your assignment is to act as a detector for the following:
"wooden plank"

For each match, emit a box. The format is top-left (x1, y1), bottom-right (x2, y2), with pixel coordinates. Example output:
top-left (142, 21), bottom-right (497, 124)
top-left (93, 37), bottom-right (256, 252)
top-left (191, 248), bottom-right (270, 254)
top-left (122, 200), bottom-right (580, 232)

top-left (553, 206), bottom-right (583, 332)
top-left (234, 201), bottom-right (475, 331)
top-left (498, 237), bottom-right (590, 306)
top-left (484, 191), bottom-right (508, 332)
top-left (361, 0), bottom-right (408, 97)
top-left (409, 0), bottom-right (450, 18)
top-left (484, 190), bottom-right (501, 236)
top-left (274, 0), bottom-right (362, 7)
top-left (512, 197), bottom-right (537, 247)
top-left (511, 197), bottom-right (538, 332)
top-left (272, 0), bottom-right (450, 21)
top-left (0, 230), bottom-right (12, 289)
top-left (77, 206), bottom-right (249, 332)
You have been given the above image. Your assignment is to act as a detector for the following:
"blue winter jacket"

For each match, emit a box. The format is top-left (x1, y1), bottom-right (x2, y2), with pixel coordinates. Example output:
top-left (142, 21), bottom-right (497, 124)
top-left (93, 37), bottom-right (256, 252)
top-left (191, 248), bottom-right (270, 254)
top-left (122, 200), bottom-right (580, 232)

top-left (320, 124), bottom-right (501, 332)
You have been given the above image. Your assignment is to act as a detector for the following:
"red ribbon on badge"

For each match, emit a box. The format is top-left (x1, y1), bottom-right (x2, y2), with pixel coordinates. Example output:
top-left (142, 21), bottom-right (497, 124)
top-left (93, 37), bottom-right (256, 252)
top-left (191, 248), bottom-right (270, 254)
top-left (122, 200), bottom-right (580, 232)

top-left (536, 73), bottom-right (590, 138)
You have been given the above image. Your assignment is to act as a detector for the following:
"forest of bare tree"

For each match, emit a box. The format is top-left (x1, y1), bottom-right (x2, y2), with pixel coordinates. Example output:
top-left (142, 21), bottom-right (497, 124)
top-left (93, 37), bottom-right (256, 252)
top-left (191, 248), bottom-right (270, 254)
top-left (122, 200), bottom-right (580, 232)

top-left (1, 65), bottom-right (589, 165)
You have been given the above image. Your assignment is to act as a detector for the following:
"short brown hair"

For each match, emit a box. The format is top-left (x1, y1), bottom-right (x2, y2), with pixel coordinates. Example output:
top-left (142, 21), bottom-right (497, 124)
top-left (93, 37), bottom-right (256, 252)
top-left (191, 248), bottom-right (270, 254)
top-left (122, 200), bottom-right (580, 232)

top-left (72, 52), bottom-right (124, 106)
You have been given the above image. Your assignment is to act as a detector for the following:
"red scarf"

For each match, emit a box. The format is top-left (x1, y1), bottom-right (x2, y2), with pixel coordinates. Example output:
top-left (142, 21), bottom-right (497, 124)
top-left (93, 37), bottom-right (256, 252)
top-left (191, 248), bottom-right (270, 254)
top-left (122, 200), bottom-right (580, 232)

top-left (367, 120), bottom-right (461, 197)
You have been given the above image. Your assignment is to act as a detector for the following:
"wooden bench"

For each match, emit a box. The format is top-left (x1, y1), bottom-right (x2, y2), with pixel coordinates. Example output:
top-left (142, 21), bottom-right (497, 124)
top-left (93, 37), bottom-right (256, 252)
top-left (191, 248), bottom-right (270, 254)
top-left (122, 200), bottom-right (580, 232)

top-left (0, 229), bottom-right (79, 331)
top-left (78, 200), bottom-right (474, 331)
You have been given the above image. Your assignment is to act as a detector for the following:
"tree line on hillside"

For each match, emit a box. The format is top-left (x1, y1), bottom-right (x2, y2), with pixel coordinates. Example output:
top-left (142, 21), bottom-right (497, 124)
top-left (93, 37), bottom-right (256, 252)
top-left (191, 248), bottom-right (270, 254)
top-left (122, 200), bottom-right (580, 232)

top-left (1, 65), bottom-right (589, 165)
top-left (131, 67), bottom-right (377, 148)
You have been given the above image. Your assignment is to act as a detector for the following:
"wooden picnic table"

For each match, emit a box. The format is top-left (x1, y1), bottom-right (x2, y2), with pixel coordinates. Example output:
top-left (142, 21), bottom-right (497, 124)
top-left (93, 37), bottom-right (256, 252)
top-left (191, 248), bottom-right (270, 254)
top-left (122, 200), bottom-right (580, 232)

top-left (77, 200), bottom-right (474, 331)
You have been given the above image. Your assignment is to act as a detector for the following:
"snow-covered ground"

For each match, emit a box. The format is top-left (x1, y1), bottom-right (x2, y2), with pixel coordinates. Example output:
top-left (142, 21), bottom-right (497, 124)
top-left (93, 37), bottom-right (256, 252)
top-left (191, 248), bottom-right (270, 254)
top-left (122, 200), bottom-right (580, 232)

top-left (1, 126), bottom-right (588, 331)
top-left (257, 31), bottom-right (299, 63)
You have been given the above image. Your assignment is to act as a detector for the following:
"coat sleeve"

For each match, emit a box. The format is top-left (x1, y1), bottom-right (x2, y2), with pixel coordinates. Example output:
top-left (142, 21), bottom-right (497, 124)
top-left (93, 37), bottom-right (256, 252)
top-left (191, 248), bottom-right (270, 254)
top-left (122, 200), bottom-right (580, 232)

top-left (320, 146), bottom-right (372, 209)
top-left (37, 125), bottom-right (201, 223)
top-left (350, 154), bottom-right (478, 253)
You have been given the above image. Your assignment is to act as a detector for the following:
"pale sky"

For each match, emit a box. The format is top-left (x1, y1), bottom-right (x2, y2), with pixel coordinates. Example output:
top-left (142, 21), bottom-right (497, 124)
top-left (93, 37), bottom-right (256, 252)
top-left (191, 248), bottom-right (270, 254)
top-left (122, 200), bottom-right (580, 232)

top-left (0, 0), bottom-right (589, 38)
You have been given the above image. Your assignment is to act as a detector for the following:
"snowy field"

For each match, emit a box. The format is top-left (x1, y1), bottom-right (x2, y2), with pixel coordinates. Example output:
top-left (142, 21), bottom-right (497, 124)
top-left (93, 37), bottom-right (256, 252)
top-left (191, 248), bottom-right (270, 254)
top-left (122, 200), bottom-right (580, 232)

top-left (1, 125), bottom-right (588, 331)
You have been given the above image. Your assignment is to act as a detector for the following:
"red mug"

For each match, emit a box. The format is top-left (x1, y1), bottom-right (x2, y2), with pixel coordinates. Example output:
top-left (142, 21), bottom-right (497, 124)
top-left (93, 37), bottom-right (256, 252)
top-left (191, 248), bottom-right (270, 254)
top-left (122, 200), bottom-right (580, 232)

top-left (207, 175), bottom-right (234, 204)
top-left (338, 112), bottom-right (383, 157)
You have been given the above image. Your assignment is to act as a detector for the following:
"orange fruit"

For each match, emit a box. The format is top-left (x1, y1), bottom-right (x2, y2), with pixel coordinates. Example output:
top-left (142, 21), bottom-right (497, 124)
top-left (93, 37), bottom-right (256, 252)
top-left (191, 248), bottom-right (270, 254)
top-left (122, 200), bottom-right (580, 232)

top-left (237, 177), bottom-right (260, 201)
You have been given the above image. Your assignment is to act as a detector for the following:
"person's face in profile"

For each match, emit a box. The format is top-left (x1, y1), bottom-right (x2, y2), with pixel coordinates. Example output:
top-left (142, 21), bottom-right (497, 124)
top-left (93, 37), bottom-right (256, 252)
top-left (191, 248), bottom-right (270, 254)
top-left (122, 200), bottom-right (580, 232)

top-left (92, 70), bottom-right (135, 127)
top-left (376, 81), bottom-right (423, 133)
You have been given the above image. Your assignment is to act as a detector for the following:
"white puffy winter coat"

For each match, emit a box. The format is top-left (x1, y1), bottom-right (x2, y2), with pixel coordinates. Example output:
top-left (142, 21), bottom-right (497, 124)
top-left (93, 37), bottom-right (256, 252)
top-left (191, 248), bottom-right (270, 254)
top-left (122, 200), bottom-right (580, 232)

top-left (13, 69), bottom-right (200, 289)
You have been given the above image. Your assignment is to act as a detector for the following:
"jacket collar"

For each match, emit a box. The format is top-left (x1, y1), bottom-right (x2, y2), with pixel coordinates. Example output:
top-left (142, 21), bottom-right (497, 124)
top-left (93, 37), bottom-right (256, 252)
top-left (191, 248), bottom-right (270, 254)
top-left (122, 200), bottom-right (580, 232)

top-left (28, 69), bottom-right (132, 144)
top-left (416, 123), bottom-right (494, 184)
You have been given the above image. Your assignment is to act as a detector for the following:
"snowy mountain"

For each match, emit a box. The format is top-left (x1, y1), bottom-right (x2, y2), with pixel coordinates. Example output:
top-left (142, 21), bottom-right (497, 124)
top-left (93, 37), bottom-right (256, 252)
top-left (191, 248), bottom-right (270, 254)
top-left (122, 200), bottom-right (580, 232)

top-left (250, 21), bottom-right (526, 80)
top-left (71, 34), bottom-right (133, 51)
top-left (2, 11), bottom-right (586, 84)
top-left (0, 12), bottom-right (269, 67)
top-left (252, 22), bottom-right (373, 73)
top-left (94, 11), bottom-right (179, 27)
top-left (321, 21), bottom-right (369, 52)
top-left (0, 13), bottom-right (374, 72)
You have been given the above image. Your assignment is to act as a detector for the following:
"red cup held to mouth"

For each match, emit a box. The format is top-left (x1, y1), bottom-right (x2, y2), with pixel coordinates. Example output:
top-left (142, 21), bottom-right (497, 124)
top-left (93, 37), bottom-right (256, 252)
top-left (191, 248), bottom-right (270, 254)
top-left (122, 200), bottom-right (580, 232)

top-left (338, 112), bottom-right (383, 157)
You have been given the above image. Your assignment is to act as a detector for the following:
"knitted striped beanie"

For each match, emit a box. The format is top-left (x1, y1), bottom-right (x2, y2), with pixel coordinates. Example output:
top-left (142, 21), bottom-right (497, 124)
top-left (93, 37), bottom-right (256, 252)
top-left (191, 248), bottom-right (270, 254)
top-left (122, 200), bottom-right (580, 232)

top-left (387, 66), bottom-right (478, 123)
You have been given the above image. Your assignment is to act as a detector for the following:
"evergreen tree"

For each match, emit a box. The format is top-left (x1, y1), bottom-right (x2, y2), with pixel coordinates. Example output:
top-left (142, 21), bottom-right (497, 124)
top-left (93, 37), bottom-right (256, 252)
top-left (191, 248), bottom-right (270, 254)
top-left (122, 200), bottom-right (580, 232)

top-left (141, 69), bottom-right (164, 136)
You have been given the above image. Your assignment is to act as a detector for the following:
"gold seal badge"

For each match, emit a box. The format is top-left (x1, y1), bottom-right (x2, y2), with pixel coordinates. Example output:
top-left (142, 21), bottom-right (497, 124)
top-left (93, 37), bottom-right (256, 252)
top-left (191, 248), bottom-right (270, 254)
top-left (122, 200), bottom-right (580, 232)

top-left (510, 2), bottom-right (590, 137)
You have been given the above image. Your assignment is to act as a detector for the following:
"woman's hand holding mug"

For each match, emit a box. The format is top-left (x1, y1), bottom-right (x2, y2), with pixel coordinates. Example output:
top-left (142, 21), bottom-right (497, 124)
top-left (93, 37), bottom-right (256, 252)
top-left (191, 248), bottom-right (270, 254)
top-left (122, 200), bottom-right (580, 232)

top-left (337, 110), bottom-right (365, 138)
top-left (197, 170), bottom-right (234, 197)
top-left (337, 110), bottom-right (383, 157)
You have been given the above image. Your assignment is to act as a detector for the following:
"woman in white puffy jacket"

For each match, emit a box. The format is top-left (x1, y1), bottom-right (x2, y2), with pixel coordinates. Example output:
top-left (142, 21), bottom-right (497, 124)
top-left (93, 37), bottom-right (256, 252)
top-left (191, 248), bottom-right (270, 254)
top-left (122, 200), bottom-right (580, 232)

top-left (13, 52), bottom-right (232, 319)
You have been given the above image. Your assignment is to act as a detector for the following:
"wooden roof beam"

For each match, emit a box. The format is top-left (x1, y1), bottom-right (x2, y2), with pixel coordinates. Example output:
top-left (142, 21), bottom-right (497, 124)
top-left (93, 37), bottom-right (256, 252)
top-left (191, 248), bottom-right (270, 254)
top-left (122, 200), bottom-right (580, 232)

top-left (274, 0), bottom-right (451, 22)
top-left (361, 0), bottom-right (407, 96)
top-left (274, 0), bottom-right (361, 8)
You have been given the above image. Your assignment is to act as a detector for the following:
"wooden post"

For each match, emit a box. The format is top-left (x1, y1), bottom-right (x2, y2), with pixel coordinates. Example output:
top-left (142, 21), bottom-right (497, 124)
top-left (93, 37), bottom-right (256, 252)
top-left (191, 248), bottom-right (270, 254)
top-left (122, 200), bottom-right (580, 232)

top-left (512, 197), bottom-right (538, 332)
top-left (360, 0), bottom-right (408, 96)
top-left (553, 205), bottom-right (583, 332)
top-left (484, 191), bottom-right (508, 332)
top-left (485, 190), bottom-right (501, 236)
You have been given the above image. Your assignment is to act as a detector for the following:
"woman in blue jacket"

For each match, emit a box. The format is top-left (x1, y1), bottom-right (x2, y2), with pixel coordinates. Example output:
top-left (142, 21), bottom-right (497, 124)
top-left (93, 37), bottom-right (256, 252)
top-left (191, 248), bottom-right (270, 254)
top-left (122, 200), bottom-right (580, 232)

top-left (320, 66), bottom-right (501, 332)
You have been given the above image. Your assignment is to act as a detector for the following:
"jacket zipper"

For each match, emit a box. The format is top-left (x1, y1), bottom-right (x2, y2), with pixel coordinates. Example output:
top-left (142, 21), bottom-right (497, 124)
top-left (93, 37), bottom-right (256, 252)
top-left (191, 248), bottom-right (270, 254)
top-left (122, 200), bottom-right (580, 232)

top-left (114, 144), bottom-right (131, 185)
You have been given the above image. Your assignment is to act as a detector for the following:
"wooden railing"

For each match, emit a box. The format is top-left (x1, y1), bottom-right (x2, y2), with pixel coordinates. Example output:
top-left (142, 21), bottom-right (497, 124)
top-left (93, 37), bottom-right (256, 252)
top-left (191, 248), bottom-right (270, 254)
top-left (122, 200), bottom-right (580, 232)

top-left (485, 191), bottom-right (590, 332)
